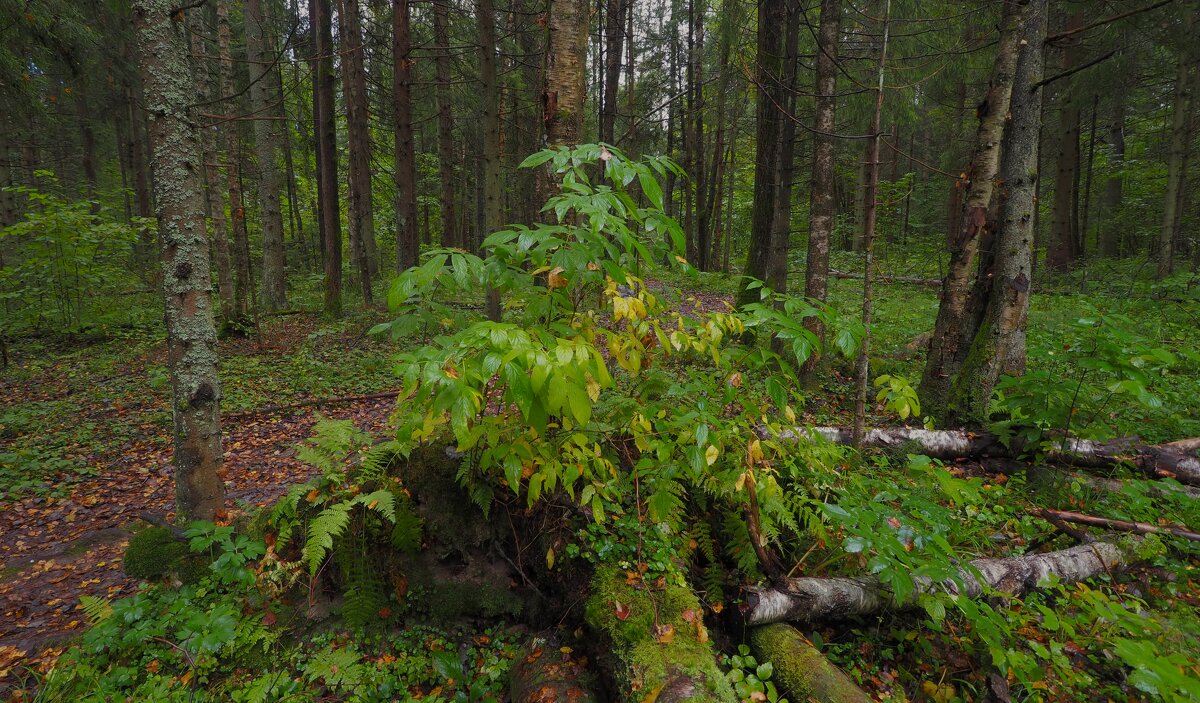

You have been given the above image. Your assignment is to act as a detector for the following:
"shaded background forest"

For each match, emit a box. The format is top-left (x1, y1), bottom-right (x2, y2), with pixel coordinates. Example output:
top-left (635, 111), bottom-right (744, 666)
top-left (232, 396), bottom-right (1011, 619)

top-left (2, 0), bottom-right (1197, 338)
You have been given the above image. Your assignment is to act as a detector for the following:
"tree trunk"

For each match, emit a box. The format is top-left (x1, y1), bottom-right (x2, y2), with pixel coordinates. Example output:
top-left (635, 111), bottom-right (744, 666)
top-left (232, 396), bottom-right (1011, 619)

top-left (478, 0), bottom-right (503, 320)
top-left (1048, 11), bottom-right (1083, 273)
top-left (339, 0), bottom-right (376, 303)
top-left (1098, 89), bottom-right (1125, 257)
top-left (764, 3), bottom-right (800, 295)
top-left (217, 0), bottom-right (253, 324)
top-left (246, 0), bottom-right (289, 311)
top-left (431, 0), bottom-right (459, 248)
top-left (188, 12), bottom-right (236, 322)
top-left (543, 0), bottom-right (588, 148)
top-left (946, 0), bottom-right (1047, 425)
top-left (918, 1), bottom-right (1027, 420)
top-left (394, 0), bottom-right (420, 272)
top-left (1078, 94), bottom-right (1098, 254)
top-left (735, 0), bottom-right (786, 306)
top-left (1158, 12), bottom-right (1196, 279)
top-left (312, 0), bottom-right (343, 315)
top-left (801, 0), bottom-right (840, 381)
top-left (852, 0), bottom-right (890, 445)
top-left (690, 0), bottom-right (709, 271)
top-left (599, 0), bottom-right (625, 144)
top-left (751, 624), bottom-right (872, 703)
top-left (742, 541), bottom-right (1134, 625)
top-left (132, 0), bottom-right (227, 521)
top-left (778, 426), bottom-right (1200, 486)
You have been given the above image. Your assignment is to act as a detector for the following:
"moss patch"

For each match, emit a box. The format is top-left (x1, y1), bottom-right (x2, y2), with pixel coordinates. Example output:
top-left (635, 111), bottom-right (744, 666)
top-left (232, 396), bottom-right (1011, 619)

top-left (122, 527), bottom-right (208, 583)
top-left (585, 566), bottom-right (734, 702)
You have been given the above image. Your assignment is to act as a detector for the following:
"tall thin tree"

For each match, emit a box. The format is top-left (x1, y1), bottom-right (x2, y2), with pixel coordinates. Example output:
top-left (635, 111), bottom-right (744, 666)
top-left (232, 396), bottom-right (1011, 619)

top-left (246, 0), bottom-right (288, 310)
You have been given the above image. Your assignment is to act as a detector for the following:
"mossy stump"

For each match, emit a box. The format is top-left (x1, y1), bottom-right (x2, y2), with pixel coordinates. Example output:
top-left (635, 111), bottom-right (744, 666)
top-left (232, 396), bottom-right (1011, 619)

top-left (584, 566), bottom-right (735, 703)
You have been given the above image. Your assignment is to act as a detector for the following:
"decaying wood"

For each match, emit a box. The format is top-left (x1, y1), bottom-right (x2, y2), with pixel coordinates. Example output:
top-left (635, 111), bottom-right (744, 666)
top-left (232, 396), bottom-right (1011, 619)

top-left (776, 426), bottom-right (1200, 487)
top-left (509, 635), bottom-right (601, 703)
top-left (750, 624), bottom-right (872, 703)
top-left (1035, 508), bottom-right (1200, 542)
top-left (742, 541), bottom-right (1133, 625)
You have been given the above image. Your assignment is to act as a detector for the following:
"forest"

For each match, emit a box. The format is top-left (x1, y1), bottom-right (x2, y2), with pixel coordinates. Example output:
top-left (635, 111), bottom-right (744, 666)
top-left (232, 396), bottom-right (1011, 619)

top-left (1, 0), bottom-right (1199, 700)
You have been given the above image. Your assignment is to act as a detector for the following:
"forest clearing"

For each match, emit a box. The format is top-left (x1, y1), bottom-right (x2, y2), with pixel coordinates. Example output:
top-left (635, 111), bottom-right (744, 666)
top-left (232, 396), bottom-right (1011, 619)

top-left (2, 0), bottom-right (1200, 701)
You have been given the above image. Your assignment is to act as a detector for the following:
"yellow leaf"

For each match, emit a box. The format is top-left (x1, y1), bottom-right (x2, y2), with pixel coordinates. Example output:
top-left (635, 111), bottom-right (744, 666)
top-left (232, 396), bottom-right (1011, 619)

top-left (655, 624), bottom-right (675, 644)
top-left (705, 445), bottom-right (719, 466)
top-left (548, 266), bottom-right (567, 289)
top-left (586, 376), bottom-right (601, 402)
top-left (784, 405), bottom-right (796, 423)
top-left (546, 546), bottom-right (556, 570)
top-left (640, 684), bottom-right (665, 703)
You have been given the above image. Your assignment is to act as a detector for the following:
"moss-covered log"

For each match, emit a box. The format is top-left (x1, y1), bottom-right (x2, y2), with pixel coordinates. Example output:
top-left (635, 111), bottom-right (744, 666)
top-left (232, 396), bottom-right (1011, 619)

top-left (776, 427), bottom-right (1200, 486)
top-left (750, 624), bottom-right (872, 703)
top-left (743, 540), bottom-right (1140, 625)
top-left (584, 566), bottom-right (735, 702)
top-left (509, 635), bottom-right (601, 703)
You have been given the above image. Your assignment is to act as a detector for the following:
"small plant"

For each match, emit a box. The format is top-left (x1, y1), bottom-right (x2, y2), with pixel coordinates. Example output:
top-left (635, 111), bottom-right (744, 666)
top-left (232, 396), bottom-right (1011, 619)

top-left (724, 645), bottom-right (788, 703)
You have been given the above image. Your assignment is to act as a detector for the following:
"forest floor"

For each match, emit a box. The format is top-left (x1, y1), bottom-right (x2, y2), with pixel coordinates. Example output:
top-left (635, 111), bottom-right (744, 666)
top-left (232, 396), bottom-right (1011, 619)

top-left (0, 312), bottom-right (400, 684)
top-left (1, 261), bottom-right (1197, 695)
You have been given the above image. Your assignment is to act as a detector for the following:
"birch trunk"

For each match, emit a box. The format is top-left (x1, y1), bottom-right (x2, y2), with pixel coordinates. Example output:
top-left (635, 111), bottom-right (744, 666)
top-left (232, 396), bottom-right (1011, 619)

top-left (743, 541), bottom-right (1133, 625)
top-left (918, 1), bottom-right (1027, 419)
top-left (132, 0), bottom-right (227, 520)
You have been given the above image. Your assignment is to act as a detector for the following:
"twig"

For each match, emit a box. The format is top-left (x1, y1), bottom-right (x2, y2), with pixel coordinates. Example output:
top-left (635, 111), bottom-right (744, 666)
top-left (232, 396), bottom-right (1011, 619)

top-left (1032, 49), bottom-right (1117, 90)
top-left (1044, 0), bottom-right (1173, 44)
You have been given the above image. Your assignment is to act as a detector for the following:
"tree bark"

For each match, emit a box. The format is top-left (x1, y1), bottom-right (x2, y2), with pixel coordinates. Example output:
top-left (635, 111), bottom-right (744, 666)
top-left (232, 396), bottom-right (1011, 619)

top-left (478, 0), bottom-right (503, 320)
top-left (312, 0), bottom-right (343, 315)
top-left (132, 0), bottom-right (227, 521)
top-left (543, 0), bottom-right (588, 148)
top-left (187, 11), bottom-right (236, 321)
top-left (1048, 11), bottom-right (1083, 273)
top-left (743, 541), bottom-right (1134, 625)
top-left (394, 0), bottom-right (420, 272)
top-left (599, 0), bottom-right (625, 144)
top-left (801, 0), bottom-right (840, 381)
top-left (339, 0), bottom-right (376, 303)
top-left (246, 0), bottom-right (289, 311)
top-left (918, 0), bottom-right (1027, 420)
top-left (778, 426), bottom-right (1200, 486)
top-left (217, 0), bottom-right (253, 324)
top-left (1098, 87), bottom-right (1125, 257)
top-left (852, 1), bottom-right (890, 445)
top-left (735, 0), bottom-right (786, 306)
top-left (1158, 9), bottom-right (1196, 279)
top-left (432, 0), bottom-right (459, 248)
top-left (946, 0), bottom-right (1047, 425)
top-left (750, 624), bottom-right (872, 703)
top-left (764, 2), bottom-right (800, 294)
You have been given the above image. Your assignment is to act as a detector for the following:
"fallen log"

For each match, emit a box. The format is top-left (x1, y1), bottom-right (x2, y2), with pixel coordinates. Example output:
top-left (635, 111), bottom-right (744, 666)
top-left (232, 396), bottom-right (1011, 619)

top-left (742, 540), bottom-right (1135, 626)
top-left (1035, 508), bottom-right (1200, 542)
top-left (509, 635), bottom-right (601, 703)
top-left (584, 566), bottom-right (735, 702)
top-left (777, 426), bottom-right (1200, 487)
top-left (750, 624), bottom-right (872, 703)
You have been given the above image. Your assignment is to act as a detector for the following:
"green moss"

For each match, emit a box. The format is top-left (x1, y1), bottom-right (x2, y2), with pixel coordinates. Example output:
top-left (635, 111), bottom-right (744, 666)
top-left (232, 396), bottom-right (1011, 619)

top-left (750, 624), bottom-right (872, 703)
top-left (585, 566), bottom-right (734, 702)
top-left (122, 527), bottom-right (208, 583)
top-left (424, 580), bottom-right (523, 622)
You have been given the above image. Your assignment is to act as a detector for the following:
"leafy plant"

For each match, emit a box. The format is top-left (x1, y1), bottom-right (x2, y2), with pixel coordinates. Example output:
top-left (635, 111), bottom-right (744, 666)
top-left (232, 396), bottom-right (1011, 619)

top-left (724, 644), bottom-right (787, 703)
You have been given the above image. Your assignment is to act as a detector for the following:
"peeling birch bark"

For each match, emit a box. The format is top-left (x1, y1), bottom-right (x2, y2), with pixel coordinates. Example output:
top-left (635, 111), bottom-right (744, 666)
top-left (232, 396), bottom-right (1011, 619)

top-left (742, 541), bottom-right (1131, 625)
top-left (775, 427), bottom-right (1200, 486)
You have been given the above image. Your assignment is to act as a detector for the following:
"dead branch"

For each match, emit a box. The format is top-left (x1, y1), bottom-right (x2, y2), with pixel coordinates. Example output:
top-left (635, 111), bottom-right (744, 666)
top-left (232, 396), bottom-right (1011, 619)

top-left (1035, 508), bottom-right (1200, 543)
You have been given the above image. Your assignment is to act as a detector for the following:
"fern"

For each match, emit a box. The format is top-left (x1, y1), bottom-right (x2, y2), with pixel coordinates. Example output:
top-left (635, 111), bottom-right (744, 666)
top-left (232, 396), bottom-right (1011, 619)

top-left (303, 645), bottom-right (365, 690)
top-left (390, 498), bottom-right (423, 553)
top-left (303, 502), bottom-right (352, 574)
top-left (357, 440), bottom-right (402, 482)
top-left (646, 479), bottom-right (686, 524)
top-left (79, 595), bottom-right (112, 624)
top-left (351, 489), bottom-right (396, 522)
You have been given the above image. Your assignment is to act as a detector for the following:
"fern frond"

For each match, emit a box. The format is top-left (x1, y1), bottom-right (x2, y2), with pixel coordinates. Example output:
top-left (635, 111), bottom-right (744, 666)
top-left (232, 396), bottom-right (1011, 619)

top-left (303, 502), bottom-right (352, 574)
top-left (352, 490), bottom-right (396, 522)
top-left (79, 595), bottom-right (112, 624)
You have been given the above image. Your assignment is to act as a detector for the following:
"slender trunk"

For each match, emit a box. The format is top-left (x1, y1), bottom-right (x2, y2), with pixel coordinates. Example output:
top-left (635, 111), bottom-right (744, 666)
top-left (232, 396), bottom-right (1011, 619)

top-left (801, 0), bottom-right (839, 380)
top-left (1078, 93), bottom-right (1098, 257)
top-left (852, 0), bottom-right (890, 446)
top-left (1048, 11), bottom-right (1083, 272)
top-left (394, 0), bottom-right (420, 271)
top-left (132, 0), bottom-right (226, 520)
top-left (339, 0), bottom-right (376, 302)
top-left (851, 144), bottom-right (869, 252)
top-left (764, 3), bottom-right (800, 294)
top-left (918, 1), bottom-right (1028, 420)
top-left (691, 0), bottom-right (708, 270)
top-left (735, 0), bottom-right (786, 306)
top-left (312, 0), bottom-right (343, 315)
top-left (946, 0), bottom-right (1047, 425)
top-left (217, 0), bottom-right (253, 322)
top-left (76, 90), bottom-right (99, 208)
top-left (1098, 90), bottom-right (1125, 257)
top-left (1158, 13), bottom-right (1196, 279)
top-left (188, 11), bottom-right (236, 321)
top-left (622, 0), bottom-right (636, 148)
top-left (479, 0), bottom-right (503, 320)
top-left (600, 0), bottom-right (625, 143)
top-left (433, 0), bottom-right (459, 247)
top-left (246, 0), bottom-right (289, 310)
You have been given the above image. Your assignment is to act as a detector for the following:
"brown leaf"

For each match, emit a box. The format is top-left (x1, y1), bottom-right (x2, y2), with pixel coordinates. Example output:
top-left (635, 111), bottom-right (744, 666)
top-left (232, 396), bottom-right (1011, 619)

top-left (614, 601), bottom-right (631, 621)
